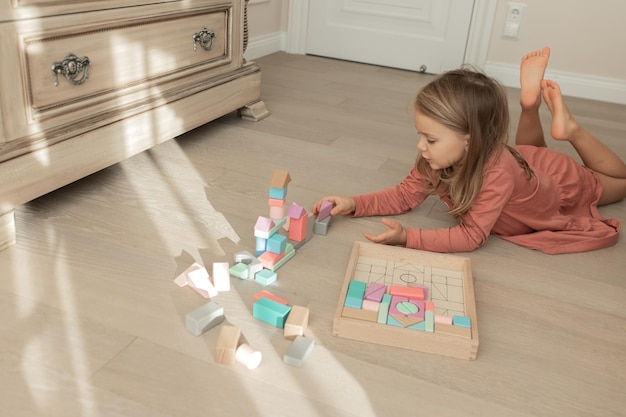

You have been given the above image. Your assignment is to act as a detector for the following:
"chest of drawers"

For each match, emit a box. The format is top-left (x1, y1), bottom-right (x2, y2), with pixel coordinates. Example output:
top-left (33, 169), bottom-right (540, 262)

top-left (0, 0), bottom-right (268, 250)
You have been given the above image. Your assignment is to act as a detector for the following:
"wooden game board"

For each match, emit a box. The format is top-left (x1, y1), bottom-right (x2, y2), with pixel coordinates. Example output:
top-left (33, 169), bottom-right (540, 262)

top-left (333, 241), bottom-right (479, 360)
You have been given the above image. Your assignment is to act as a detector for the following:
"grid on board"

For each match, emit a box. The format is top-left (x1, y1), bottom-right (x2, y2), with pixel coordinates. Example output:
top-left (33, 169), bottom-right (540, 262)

top-left (352, 255), bottom-right (466, 317)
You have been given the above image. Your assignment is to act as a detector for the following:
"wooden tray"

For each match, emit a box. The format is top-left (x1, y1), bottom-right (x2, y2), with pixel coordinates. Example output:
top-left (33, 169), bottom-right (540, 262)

top-left (332, 241), bottom-right (479, 360)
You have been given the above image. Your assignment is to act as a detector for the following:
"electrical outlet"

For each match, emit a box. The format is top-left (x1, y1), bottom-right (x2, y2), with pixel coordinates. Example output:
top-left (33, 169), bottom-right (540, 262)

top-left (504, 2), bottom-right (526, 38)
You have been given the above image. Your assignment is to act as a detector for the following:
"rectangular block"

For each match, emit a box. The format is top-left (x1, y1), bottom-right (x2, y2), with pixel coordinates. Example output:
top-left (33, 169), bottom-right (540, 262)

top-left (185, 301), bottom-right (224, 336)
top-left (212, 262), bottom-right (231, 292)
top-left (284, 336), bottom-right (314, 367)
top-left (344, 280), bottom-right (366, 309)
top-left (255, 268), bottom-right (277, 286)
top-left (389, 285), bottom-right (424, 300)
top-left (253, 297), bottom-right (292, 328)
top-left (253, 290), bottom-right (289, 305)
top-left (215, 325), bottom-right (241, 365)
top-left (377, 294), bottom-right (391, 324)
top-left (342, 306), bottom-right (378, 323)
top-left (284, 305), bottom-right (310, 340)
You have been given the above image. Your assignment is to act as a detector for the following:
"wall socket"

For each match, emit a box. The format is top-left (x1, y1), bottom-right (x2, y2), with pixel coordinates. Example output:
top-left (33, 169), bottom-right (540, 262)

top-left (504, 2), bottom-right (526, 39)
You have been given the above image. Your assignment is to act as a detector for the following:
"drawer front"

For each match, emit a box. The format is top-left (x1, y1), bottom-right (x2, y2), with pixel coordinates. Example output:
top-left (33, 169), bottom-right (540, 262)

top-left (0, 0), bottom-right (243, 149)
top-left (27, 8), bottom-right (230, 111)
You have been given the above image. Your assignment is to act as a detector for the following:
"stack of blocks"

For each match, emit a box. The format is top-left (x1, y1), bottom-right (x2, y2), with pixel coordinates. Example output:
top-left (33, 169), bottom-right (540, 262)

top-left (343, 279), bottom-right (472, 338)
top-left (251, 290), bottom-right (314, 367)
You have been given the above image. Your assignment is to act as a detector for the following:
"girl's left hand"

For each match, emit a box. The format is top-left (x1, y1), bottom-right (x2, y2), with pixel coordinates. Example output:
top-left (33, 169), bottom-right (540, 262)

top-left (364, 217), bottom-right (407, 246)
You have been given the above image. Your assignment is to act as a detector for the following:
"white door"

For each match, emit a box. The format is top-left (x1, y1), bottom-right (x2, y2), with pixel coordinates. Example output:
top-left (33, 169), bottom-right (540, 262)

top-left (306, 0), bottom-right (475, 74)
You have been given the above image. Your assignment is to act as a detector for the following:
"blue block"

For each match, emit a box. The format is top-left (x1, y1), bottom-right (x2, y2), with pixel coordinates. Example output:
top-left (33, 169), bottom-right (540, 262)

top-left (344, 280), bottom-right (366, 309)
top-left (267, 233), bottom-right (287, 254)
top-left (453, 315), bottom-right (471, 328)
top-left (269, 186), bottom-right (287, 200)
top-left (253, 297), bottom-right (291, 328)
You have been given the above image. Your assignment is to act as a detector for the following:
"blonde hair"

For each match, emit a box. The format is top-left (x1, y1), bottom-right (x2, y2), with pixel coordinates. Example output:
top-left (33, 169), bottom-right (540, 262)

top-left (414, 68), bottom-right (534, 218)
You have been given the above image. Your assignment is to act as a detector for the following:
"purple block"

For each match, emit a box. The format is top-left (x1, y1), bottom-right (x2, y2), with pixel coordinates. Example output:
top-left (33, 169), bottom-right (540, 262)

top-left (317, 200), bottom-right (333, 221)
top-left (364, 282), bottom-right (386, 302)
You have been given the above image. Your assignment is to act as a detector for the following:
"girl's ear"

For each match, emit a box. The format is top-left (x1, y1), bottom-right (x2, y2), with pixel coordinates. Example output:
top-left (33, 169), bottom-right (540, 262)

top-left (464, 135), bottom-right (471, 151)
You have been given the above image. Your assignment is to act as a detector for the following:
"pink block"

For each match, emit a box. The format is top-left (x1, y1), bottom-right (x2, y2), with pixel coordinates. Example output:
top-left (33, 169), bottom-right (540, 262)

top-left (390, 296), bottom-right (424, 320)
top-left (364, 282), bottom-right (386, 302)
top-left (435, 315), bottom-right (453, 325)
top-left (362, 299), bottom-right (380, 312)
top-left (268, 198), bottom-right (285, 207)
top-left (288, 215), bottom-right (308, 242)
top-left (269, 205), bottom-right (285, 220)
top-left (317, 200), bottom-right (333, 221)
top-left (258, 250), bottom-right (285, 268)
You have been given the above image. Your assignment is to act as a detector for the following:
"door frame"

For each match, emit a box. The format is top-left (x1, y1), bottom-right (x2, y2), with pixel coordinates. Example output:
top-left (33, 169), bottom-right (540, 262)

top-left (286, 0), bottom-right (497, 70)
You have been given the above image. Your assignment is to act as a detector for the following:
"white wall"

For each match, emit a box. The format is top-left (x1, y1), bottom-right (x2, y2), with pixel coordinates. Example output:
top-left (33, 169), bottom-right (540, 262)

top-left (245, 0), bottom-right (626, 104)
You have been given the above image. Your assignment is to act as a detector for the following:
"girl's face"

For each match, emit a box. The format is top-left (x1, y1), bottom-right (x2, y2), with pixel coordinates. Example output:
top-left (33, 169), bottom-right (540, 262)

top-left (414, 109), bottom-right (469, 170)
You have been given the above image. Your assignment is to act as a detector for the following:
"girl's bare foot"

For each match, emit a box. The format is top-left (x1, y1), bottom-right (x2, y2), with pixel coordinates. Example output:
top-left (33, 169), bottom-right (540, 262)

top-left (520, 46), bottom-right (550, 109)
top-left (540, 79), bottom-right (579, 141)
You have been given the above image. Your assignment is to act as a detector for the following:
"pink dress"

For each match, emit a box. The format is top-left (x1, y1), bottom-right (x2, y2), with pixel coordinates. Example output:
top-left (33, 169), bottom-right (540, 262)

top-left (352, 145), bottom-right (621, 254)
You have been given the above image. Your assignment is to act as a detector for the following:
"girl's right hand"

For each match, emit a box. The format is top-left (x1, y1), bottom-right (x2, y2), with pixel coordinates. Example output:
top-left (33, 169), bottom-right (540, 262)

top-left (312, 196), bottom-right (356, 217)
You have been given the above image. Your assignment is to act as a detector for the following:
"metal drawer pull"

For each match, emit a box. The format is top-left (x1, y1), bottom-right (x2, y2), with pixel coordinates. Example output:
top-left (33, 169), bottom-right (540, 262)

top-left (51, 53), bottom-right (91, 87)
top-left (193, 27), bottom-right (215, 51)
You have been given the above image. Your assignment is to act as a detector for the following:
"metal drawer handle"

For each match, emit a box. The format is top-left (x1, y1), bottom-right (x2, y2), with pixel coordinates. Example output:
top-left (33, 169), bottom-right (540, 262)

top-left (193, 27), bottom-right (215, 51)
top-left (51, 53), bottom-right (91, 87)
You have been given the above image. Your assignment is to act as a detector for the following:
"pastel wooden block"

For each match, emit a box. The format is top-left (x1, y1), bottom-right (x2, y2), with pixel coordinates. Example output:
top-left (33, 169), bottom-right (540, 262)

top-left (389, 296), bottom-right (425, 321)
top-left (284, 336), bottom-right (314, 368)
top-left (317, 199), bottom-right (333, 221)
top-left (365, 282), bottom-right (387, 302)
top-left (235, 343), bottom-right (262, 370)
top-left (389, 313), bottom-right (423, 328)
top-left (253, 290), bottom-right (289, 305)
top-left (215, 325), bottom-right (241, 365)
top-left (185, 301), bottom-right (224, 336)
top-left (269, 205), bottom-right (285, 220)
top-left (247, 258), bottom-right (264, 277)
top-left (187, 267), bottom-right (218, 299)
top-left (377, 294), bottom-right (391, 324)
top-left (288, 214), bottom-right (308, 242)
top-left (287, 203), bottom-right (306, 220)
top-left (254, 216), bottom-right (274, 236)
top-left (344, 280), bottom-right (366, 309)
top-left (453, 315), bottom-right (472, 328)
top-left (267, 233), bottom-right (287, 254)
top-left (173, 262), bottom-right (204, 287)
top-left (284, 305), bottom-right (310, 340)
top-left (342, 306), bottom-right (378, 322)
top-left (313, 215), bottom-right (330, 236)
top-left (425, 310), bottom-right (435, 333)
top-left (267, 243), bottom-right (295, 272)
top-left (212, 262), bottom-right (230, 292)
top-left (435, 315), bottom-right (453, 325)
top-left (408, 320), bottom-right (426, 331)
top-left (258, 250), bottom-right (285, 269)
top-left (234, 250), bottom-right (256, 264)
top-left (389, 285), bottom-right (425, 300)
top-left (229, 262), bottom-right (249, 279)
top-left (255, 268), bottom-right (277, 286)
top-left (269, 169), bottom-right (291, 189)
top-left (255, 236), bottom-right (267, 256)
top-left (361, 299), bottom-right (380, 312)
top-left (253, 296), bottom-right (292, 328)
top-left (269, 186), bottom-right (287, 200)
top-left (425, 301), bottom-right (435, 311)
top-left (268, 198), bottom-right (285, 207)
top-left (435, 322), bottom-right (472, 339)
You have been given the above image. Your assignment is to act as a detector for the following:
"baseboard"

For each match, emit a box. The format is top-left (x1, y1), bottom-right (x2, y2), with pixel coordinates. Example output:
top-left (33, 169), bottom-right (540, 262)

top-left (244, 32), bottom-right (287, 61)
top-left (485, 61), bottom-right (626, 105)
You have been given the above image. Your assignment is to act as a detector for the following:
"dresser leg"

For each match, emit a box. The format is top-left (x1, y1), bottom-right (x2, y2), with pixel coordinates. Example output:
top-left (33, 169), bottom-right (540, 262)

top-left (0, 211), bottom-right (16, 251)
top-left (239, 100), bottom-right (270, 121)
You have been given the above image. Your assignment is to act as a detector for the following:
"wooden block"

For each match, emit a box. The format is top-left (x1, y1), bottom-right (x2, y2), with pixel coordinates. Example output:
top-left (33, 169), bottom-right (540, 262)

top-left (435, 322), bottom-right (472, 338)
top-left (255, 269), bottom-right (277, 286)
top-left (253, 297), bottom-right (292, 328)
top-left (342, 306), bottom-right (378, 322)
top-left (235, 343), bottom-right (262, 370)
top-left (269, 169), bottom-right (291, 189)
top-left (267, 244), bottom-right (295, 272)
top-left (364, 282), bottom-right (386, 302)
top-left (317, 199), bottom-right (333, 221)
top-left (258, 250), bottom-right (285, 268)
top-left (215, 325), bottom-right (241, 365)
top-left (253, 290), bottom-right (288, 305)
top-left (362, 299), bottom-right (380, 312)
top-left (377, 294), bottom-right (391, 324)
top-left (267, 233), bottom-right (287, 254)
top-left (187, 267), bottom-right (218, 299)
top-left (435, 315), bottom-right (453, 325)
top-left (173, 262), bottom-right (204, 287)
top-left (234, 250), bottom-right (256, 264)
top-left (269, 186), bottom-right (287, 200)
top-left (284, 336), bottom-right (314, 367)
top-left (288, 214), bottom-right (308, 242)
top-left (313, 215), bottom-right (330, 236)
top-left (212, 262), bottom-right (230, 292)
top-left (425, 301), bottom-right (435, 311)
top-left (268, 198), bottom-right (285, 207)
top-left (185, 301), bottom-right (224, 336)
top-left (453, 315), bottom-right (472, 328)
top-left (284, 305), bottom-right (310, 340)
top-left (229, 262), bottom-right (249, 279)
top-left (389, 314), bottom-right (424, 328)
top-left (344, 280), bottom-right (366, 309)
top-left (389, 296), bottom-right (424, 321)
top-left (389, 285), bottom-right (425, 300)
top-left (269, 205), bottom-right (285, 220)
top-left (425, 310), bottom-right (434, 333)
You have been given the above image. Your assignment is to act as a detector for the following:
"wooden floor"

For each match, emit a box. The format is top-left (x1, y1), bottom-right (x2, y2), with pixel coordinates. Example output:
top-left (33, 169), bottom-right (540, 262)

top-left (1, 52), bottom-right (625, 417)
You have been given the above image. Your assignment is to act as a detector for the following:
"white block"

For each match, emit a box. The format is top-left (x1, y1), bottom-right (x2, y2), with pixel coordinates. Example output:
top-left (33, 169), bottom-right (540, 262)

top-left (212, 262), bottom-right (231, 292)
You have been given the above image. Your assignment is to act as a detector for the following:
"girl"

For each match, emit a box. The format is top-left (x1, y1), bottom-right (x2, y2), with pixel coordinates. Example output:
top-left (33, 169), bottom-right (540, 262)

top-left (312, 47), bottom-right (626, 254)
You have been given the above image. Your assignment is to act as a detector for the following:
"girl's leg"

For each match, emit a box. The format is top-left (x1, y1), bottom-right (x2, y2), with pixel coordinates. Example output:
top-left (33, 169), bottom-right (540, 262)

top-left (542, 79), bottom-right (626, 204)
top-left (515, 47), bottom-right (551, 147)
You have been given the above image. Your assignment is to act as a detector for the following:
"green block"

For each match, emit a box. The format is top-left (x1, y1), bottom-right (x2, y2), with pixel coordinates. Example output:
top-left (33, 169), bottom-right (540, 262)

top-left (229, 262), bottom-right (249, 279)
top-left (345, 280), bottom-right (366, 309)
top-left (255, 268), bottom-right (277, 286)
top-left (377, 294), bottom-right (391, 324)
top-left (425, 310), bottom-right (434, 333)
top-left (253, 297), bottom-right (292, 328)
